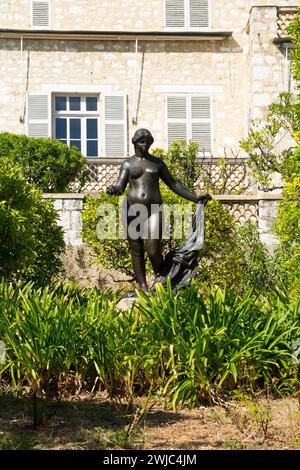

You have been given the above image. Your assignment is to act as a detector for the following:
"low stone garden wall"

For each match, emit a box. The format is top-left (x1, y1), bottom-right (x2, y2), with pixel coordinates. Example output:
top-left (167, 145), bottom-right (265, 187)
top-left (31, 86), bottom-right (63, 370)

top-left (42, 192), bottom-right (282, 251)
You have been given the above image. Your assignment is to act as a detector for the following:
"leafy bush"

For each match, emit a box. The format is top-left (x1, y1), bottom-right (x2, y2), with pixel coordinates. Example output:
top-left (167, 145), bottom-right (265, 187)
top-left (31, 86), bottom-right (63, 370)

top-left (82, 191), bottom-right (133, 277)
top-left (153, 140), bottom-right (201, 191)
top-left (240, 92), bottom-right (297, 188)
top-left (274, 150), bottom-right (300, 297)
top-left (0, 281), bottom-right (299, 409)
top-left (82, 139), bottom-right (278, 293)
top-left (82, 188), bottom-right (246, 288)
top-left (154, 144), bottom-right (250, 195)
top-left (0, 158), bottom-right (65, 285)
top-left (0, 132), bottom-right (87, 192)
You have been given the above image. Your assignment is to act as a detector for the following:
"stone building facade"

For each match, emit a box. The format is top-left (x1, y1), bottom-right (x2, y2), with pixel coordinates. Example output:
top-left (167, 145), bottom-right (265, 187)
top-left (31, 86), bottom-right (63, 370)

top-left (0, 1), bottom-right (298, 191)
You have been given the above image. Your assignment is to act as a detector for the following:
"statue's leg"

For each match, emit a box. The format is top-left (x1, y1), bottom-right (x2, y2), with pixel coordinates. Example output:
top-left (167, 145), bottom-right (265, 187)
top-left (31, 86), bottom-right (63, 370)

top-left (128, 237), bottom-right (147, 290)
top-left (145, 210), bottom-right (164, 275)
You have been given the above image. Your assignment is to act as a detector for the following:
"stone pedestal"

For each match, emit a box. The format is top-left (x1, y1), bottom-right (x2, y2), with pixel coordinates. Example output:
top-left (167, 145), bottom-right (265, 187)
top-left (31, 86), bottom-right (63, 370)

top-left (116, 297), bottom-right (136, 311)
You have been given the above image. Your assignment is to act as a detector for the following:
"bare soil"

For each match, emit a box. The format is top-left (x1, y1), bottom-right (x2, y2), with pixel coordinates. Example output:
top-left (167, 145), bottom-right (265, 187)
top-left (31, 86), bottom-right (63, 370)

top-left (0, 393), bottom-right (299, 450)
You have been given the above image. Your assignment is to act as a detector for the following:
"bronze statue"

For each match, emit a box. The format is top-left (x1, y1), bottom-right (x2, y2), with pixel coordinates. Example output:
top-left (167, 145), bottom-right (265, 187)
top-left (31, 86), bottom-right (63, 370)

top-left (107, 129), bottom-right (211, 291)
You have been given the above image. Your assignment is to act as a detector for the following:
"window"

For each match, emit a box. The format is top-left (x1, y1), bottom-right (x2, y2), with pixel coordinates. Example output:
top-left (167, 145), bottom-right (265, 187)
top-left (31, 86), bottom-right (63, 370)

top-left (165, 0), bottom-right (209, 30)
top-left (27, 91), bottom-right (127, 158)
top-left (166, 94), bottom-right (212, 153)
top-left (31, 1), bottom-right (50, 29)
top-left (54, 95), bottom-right (99, 157)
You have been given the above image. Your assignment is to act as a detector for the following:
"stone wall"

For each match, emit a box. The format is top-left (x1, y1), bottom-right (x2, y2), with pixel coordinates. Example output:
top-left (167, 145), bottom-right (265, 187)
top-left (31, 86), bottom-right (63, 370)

top-left (1, 1), bottom-right (249, 32)
top-left (44, 192), bottom-right (282, 251)
top-left (0, 36), bottom-right (246, 154)
top-left (0, 2), bottom-right (298, 159)
top-left (43, 193), bottom-right (84, 247)
top-left (246, 4), bottom-right (298, 121)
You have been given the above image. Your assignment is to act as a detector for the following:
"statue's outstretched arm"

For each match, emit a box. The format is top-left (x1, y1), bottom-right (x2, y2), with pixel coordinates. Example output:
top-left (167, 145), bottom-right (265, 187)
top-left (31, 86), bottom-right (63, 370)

top-left (107, 161), bottom-right (129, 196)
top-left (160, 161), bottom-right (210, 203)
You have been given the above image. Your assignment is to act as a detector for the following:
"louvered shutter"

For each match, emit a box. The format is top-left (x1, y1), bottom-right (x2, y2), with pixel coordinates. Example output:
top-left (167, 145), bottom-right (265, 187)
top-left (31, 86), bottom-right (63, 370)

top-left (191, 96), bottom-right (211, 152)
top-left (167, 95), bottom-right (188, 146)
top-left (32, 1), bottom-right (50, 29)
top-left (104, 95), bottom-right (127, 157)
top-left (189, 0), bottom-right (209, 28)
top-left (165, 0), bottom-right (185, 28)
top-left (27, 93), bottom-right (49, 138)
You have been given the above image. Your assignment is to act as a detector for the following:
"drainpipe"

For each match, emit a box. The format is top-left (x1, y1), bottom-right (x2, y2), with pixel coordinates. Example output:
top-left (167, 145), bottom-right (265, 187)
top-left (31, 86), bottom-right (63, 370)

top-left (132, 38), bottom-right (138, 125)
top-left (19, 36), bottom-right (24, 122)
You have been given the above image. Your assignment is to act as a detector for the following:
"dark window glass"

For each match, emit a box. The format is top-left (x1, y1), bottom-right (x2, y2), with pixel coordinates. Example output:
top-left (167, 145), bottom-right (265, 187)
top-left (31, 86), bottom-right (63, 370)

top-left (87, 141), bottom-right (98, 157)
top-left (60, 140), bottom-right (67, 145)
top-left (69, 96), bottom-right (81, 111)
top-left (86, 96), bottom-right (98, 111)
top-left (70, 140), bottom-right (81, 151)
top-left (55, 118), bottom-right (67, 139)
top-left (70, 119), bottom-right (81, 139)
top-left (55, 96), bottom-right (67, 111)
top-left (87, 119), bottom-right (98, 139)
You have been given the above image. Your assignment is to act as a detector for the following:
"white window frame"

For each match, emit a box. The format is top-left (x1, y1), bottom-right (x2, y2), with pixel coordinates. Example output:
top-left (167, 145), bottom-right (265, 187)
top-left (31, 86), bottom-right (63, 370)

top-left (165, 93), bottom-right (213, 156)
top-left (31, 0), bottom-right (51, 30)
top-left (52, 94), bottom-right (100, 159)
top-left (164, 0), bottom-right (211, 31)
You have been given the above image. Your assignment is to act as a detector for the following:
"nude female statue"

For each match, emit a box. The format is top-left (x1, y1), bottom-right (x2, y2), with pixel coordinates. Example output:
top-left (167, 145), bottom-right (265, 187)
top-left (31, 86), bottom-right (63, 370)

top-left (107, 128), bottom-right (211, 291)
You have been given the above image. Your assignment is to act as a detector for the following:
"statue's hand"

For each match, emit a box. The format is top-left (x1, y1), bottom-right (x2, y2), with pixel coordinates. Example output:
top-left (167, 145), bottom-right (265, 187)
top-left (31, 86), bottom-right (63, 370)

top-left (106, 185), bottom-right (121, 196)
top-left (197, 194), bottom-right (212, 205)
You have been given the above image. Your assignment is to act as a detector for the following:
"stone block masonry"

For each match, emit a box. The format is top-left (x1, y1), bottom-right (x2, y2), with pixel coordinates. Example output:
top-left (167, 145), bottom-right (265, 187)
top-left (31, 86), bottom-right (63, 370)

top-left (43, 193), bottom-right (84, 247)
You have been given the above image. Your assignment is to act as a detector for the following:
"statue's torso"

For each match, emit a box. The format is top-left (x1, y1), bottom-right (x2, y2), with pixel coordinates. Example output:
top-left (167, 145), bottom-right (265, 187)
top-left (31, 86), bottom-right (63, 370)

top-left (126, 155), bottom-right (163, 208)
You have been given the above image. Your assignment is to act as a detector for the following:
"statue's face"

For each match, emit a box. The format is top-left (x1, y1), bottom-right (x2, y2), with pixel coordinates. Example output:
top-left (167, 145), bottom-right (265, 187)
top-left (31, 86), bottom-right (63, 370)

top-left (135, 136), bottom-right (151, 156)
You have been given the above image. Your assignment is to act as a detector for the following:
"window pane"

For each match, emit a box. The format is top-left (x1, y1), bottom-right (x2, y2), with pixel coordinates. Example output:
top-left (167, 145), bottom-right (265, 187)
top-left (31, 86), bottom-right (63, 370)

top-left (86, 96), bottom-right (98, 111)
top-left (60, 140), bottom-right (67, 145)
top-left (87, 140), bottom-right (98, 157)
top-left (70, 140), bottom-right (81, 151)
top-left (69, 96), bottom-right (81, 111)
top-left (70, 119), bottom-right (81, 139)
top-left (55, 96), bottom-right (66, 111)
top-left (87, 119), bottom-right (98, 139)
top-left (55, 118), bottom-right (67, 139)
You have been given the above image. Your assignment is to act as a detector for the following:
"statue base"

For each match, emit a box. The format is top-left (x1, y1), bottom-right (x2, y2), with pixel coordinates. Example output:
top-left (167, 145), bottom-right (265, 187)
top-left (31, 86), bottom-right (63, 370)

top-left (116, 297), bottom-right (136, 311)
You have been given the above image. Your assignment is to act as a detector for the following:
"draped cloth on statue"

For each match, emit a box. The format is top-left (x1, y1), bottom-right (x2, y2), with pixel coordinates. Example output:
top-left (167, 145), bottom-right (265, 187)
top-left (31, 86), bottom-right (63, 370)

top-left (151, 202), bottom-right (205, 291)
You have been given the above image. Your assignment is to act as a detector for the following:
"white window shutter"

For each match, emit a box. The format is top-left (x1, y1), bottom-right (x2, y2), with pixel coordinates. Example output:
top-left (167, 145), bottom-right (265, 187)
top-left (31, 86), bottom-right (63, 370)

top-left (191, 95), bottom-right (212, 152)
top-left (104, 95), bottom-right (127, 157)
top-left (167, 95), bottom-right (188, 146)
top-left (27, 93), bottom-right (49, 138)
top-left (165, 0), bottom-right (185, 28)
top-left (32, 1), bottom-right (50, 29)
top-left (189, 0), bottom-right (209, 28)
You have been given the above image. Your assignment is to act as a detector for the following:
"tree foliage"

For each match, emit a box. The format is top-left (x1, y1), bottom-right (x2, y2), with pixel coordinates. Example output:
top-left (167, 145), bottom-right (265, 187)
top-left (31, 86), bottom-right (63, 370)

top-left (0, 158), bottom-right (65, 285)
top-left (240, 92), bottom-right (297, 188)
top-left (273, 11), bottom-right (300, 297)
top-left (0, 132), bottom-right (87, 192)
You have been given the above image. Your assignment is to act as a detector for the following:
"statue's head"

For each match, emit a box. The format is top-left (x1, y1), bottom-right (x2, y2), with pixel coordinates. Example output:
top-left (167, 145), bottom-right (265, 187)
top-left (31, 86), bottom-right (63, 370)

top-left (132, 128), bottom-right (154, 147)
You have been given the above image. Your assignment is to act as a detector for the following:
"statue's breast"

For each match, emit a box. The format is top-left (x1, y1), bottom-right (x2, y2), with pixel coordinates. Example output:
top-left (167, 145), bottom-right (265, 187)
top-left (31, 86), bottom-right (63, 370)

top-left (145, 166), bottom-right (159, 176)
top-left (129, 167), bottom-right (144, 179)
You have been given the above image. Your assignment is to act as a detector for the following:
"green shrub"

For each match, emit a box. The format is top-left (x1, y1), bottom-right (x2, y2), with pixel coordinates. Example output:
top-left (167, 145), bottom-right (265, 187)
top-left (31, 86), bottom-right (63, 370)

top-left (0, 132), bottom-right (87, 192)
top-left (274, 150), bottom-right (300, 297)
top-left (82, 185), bottom-right (278, 294)
top-left (82, 191), bottom-right (133, 277)
top-left (153, 141), bottom-right (201, 191)
top-left (0, 158), bottom-right (65, 285)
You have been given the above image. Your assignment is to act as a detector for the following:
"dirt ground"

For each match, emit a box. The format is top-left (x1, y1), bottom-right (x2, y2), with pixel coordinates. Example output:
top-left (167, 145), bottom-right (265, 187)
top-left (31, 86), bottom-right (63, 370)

top-left (0, 393), bottom-right (300, 450)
